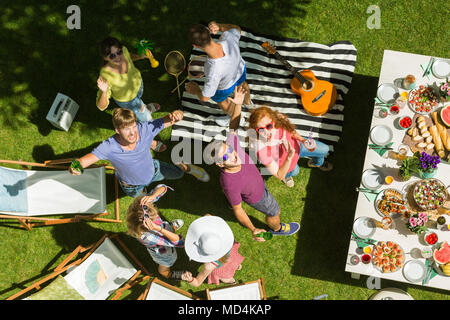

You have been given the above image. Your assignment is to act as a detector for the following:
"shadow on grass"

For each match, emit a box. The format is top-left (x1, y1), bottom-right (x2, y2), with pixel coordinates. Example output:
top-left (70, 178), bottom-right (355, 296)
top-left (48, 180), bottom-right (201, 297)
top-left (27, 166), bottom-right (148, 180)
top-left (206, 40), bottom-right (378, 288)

top-left (291, 73), bottom-right (450, 297)
top-left (0, 0), bottom-right (310, 135)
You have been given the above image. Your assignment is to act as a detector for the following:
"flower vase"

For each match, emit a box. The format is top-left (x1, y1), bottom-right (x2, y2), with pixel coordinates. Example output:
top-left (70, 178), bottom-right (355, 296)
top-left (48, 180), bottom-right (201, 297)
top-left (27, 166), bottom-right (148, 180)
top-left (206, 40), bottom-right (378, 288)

top-left (419, 169), bottom-right (437, 179)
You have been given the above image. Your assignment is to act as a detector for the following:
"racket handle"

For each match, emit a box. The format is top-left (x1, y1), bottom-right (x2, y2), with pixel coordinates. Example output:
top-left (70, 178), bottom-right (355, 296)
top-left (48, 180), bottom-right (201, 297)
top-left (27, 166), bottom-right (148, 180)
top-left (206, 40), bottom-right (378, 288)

top-left (171, 76), bottom-right (189, 93)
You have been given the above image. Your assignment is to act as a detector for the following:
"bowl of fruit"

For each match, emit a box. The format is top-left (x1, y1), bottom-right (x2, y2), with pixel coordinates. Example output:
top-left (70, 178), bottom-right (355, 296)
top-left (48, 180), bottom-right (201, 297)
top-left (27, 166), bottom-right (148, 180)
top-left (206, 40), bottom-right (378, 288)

top-left (396, 116), bottom-right (412, 130)
top-left (424, 231), bottom-right (438, 246)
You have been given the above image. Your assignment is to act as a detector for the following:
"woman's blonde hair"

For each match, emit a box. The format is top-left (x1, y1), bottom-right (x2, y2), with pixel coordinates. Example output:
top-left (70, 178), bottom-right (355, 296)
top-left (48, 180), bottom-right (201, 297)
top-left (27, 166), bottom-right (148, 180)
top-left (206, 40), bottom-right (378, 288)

top-left (126, 195), bottom-right (159, 238)
top-left (247, 105), bottom-right (296, 134)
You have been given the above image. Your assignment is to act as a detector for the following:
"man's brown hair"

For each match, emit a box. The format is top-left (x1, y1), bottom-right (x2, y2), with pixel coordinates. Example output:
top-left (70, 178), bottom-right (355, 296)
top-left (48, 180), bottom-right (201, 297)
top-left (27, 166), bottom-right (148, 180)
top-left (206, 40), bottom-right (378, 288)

top-left (112, 108), bottom-right (137, 129)
top-left (188, 24), bottom-right (212, 48)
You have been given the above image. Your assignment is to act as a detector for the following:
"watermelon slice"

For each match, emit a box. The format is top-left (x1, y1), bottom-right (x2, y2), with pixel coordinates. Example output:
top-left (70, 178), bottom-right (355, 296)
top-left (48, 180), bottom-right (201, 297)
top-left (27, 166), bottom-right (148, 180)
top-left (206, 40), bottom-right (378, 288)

top-left (441, 105), bottom-right (450, 127)
top-left (433, 241), bottom-right (450, 264)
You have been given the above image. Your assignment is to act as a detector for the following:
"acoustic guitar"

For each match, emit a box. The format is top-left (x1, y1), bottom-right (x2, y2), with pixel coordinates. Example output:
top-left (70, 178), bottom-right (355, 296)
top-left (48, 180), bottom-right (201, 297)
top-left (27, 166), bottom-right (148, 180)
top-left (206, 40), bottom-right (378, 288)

top-left (261, 42), bottom-right (337, 116)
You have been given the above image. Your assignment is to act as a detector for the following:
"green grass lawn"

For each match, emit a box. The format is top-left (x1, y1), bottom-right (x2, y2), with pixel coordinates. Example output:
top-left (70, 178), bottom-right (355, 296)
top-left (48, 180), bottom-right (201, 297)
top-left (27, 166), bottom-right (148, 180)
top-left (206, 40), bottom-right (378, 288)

top-left (0, 0), bottom-right (449, 300)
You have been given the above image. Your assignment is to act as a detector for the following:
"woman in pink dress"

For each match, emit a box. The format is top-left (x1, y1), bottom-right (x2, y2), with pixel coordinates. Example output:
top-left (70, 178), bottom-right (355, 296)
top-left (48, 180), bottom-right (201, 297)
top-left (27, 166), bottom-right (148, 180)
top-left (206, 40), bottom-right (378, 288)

top-left (247, 106), bottom-right (333, 188)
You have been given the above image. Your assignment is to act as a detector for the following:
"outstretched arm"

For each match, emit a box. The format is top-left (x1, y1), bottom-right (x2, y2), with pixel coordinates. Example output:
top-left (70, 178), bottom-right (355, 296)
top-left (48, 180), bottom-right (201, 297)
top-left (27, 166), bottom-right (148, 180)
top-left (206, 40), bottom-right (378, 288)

top-left (69, 153), bottom-right (99, 175)
top-left (208, 21), bottom-right (241, 34)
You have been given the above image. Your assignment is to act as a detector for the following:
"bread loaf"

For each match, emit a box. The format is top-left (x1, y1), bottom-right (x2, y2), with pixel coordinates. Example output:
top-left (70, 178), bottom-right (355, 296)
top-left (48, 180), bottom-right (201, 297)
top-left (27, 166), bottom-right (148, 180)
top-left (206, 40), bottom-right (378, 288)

top-left (431, 112), bottom-right (450, 151)
top-left (430, 125), bottom-right (445, 157)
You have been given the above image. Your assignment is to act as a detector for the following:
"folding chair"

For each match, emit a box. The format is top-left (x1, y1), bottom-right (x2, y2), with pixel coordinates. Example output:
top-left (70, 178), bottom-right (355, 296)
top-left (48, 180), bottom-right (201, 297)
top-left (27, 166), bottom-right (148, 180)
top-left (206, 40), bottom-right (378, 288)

top-left (205, 278), bottom-right (267, 300)
top-left (7, 234), bottom-right (151, 300)
top-left (0, 159), bottom-right (121, 230)
top-left (138, 277), bottom-right (200, 300)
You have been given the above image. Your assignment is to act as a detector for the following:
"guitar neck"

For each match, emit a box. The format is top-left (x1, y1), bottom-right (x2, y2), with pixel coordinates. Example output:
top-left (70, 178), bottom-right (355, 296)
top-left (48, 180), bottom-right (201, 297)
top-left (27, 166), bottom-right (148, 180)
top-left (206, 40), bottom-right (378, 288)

top-left (273, 52), bottom-right (308, 84)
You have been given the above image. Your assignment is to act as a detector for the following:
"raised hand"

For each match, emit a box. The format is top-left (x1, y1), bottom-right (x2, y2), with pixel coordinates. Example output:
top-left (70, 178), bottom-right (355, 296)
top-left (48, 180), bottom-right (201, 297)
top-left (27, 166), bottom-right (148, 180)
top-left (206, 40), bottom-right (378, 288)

top-left (97, 76), bottom-right (109, 92)
top-left (227, 85), bottom-right (247, 106)
top-left (208, 21), bottom-right (220, 34)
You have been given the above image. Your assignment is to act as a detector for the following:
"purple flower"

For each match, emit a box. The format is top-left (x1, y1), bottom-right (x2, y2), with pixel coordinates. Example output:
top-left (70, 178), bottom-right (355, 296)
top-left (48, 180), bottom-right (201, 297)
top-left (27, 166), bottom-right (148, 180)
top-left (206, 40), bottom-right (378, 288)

top-left (409, 218), bottom-right (417, 227)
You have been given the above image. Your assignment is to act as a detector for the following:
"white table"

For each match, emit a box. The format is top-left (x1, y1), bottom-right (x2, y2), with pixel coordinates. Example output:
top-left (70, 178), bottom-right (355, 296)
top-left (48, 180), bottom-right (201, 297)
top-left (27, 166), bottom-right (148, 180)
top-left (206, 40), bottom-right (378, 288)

top-left (345, 50), bottom-right (450, 291)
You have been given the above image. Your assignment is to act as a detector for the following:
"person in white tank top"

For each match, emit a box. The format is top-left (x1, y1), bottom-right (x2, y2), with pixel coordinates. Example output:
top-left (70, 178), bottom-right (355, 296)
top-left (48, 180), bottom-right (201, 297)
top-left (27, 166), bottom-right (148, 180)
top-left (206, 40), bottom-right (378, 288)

top-left (186, 21), bottom-right (252, 118)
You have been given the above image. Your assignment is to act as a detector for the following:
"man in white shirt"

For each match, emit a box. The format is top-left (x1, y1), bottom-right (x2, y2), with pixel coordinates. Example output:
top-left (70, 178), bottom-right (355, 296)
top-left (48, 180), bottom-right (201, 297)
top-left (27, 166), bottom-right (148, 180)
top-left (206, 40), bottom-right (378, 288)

top-left (186, 21), bottom-right (252, 126)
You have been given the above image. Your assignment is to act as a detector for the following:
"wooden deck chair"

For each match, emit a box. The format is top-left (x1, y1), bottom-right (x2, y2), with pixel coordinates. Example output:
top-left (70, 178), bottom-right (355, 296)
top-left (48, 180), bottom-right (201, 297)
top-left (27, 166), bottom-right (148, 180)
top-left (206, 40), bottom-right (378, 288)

top-left (138, 277), bottom-right (200, 300)
top-left (205, 278), bottom-right (267, 300)
top-left (0, 159), bottom-right (121, 230)
top-left (7, 234), bottom-right (151, 300)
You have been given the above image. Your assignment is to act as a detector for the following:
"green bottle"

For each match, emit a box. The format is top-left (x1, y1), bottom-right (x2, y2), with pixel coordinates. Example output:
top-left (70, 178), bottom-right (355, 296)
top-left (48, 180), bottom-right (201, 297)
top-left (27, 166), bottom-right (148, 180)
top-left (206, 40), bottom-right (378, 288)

top-left (256, 231), bottom-right (273, 240)
top-left (71, 159), bottom-right (84, 174)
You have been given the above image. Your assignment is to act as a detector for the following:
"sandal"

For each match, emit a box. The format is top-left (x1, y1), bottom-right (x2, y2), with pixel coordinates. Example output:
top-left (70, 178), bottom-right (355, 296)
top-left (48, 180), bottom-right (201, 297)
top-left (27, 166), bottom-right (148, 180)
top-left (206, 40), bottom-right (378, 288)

top-left (146, 103), bottom-right (161, 113)
top-left (152, 140), bottom-right (167, 152)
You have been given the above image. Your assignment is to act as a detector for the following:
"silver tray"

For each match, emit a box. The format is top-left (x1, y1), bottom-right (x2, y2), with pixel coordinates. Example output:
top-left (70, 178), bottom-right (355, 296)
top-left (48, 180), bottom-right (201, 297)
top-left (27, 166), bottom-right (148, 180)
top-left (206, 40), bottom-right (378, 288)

top-left (408, 86), bottom-right (440, 115)
top-left (374, 188), bottom-right (406, 218)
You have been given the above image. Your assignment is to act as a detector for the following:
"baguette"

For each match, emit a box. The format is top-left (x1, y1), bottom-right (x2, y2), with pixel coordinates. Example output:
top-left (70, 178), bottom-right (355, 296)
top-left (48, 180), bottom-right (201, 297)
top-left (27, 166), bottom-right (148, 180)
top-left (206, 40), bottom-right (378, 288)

top-left (430, 125), bottom-right (445, 157)
top-left (431, 112), bottom-right (450, 151)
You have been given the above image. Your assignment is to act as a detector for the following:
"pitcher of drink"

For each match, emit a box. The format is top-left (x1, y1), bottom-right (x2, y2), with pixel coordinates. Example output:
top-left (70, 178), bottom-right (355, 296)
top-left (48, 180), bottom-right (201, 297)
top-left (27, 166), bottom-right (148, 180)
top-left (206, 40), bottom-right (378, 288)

top-left (303, 127), bottom-right (316, 152)
top-left (403, 75), bottom-right (416, 90)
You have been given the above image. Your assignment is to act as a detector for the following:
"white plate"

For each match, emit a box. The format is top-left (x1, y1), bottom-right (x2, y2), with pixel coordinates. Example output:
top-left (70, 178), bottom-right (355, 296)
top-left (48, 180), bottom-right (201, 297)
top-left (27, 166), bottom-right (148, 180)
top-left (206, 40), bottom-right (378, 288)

top-left (431, 59), bottom-right (450, 79)
top-left (370, 125), bottom-right (393, 145)
top-left (402, 260), bottom-right (427, 283)
top-left (361, 169), bottom-right (383, 190)
top-left (377, 83), bottom-right (399, 104)
top-left (353, 217), bottom-right (376, 239)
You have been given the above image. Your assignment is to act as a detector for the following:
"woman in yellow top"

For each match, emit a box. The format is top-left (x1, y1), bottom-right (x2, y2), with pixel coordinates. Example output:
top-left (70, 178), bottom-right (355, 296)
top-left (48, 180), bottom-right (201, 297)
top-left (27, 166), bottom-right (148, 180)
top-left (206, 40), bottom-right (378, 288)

top-left (96, 37), bottom-right (165, 151)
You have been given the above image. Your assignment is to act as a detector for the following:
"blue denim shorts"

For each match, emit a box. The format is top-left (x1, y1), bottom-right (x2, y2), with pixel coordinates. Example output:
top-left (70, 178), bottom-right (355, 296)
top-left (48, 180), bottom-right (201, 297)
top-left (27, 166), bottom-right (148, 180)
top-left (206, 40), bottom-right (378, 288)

top-left (147, 246), bottom-right (178, 267)
top-left (210, 65), bottom-right (247, 103)
top-left (119, 160), bottom-right (184, 198)
top-left (113, 78), bottom-right (152, 122)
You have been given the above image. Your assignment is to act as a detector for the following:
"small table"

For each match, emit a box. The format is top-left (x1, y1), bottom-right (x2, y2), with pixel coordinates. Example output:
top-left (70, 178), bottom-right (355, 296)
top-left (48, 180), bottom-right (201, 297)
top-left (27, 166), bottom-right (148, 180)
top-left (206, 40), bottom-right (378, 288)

top-left (345, 50), bottom-right (450, 291)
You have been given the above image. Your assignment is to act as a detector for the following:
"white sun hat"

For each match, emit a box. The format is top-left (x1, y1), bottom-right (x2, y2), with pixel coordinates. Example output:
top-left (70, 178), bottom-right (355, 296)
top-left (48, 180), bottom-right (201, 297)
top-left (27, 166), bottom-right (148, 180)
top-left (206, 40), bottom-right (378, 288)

top-left (185, 216), bottom-right (234, 263)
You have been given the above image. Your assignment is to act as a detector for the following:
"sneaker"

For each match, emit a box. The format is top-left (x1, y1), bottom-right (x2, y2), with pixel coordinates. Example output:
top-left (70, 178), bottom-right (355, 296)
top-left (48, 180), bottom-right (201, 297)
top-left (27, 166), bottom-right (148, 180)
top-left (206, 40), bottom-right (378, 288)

top-left (270, 222), bottom-right (300, 236)
top-left (187, 164), bottom-right (210, 182)
top-left (282, 177), bottom-right (295, 188)
top-left (308, 159), bottom-right (333, 172)
top-left (171, 219), bottom-right (184, 231)
top-left (215, 115), bottom-right (230, 127)
top-left (169, 270), bottom-right (187, 281)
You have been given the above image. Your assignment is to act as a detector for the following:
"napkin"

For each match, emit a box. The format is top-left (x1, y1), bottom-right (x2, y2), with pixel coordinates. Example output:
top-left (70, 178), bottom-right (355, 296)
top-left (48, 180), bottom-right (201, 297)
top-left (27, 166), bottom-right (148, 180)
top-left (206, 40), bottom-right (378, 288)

top-left (368, 142), bottom-right (393, 157)
top-left (352, 232), bottom-right (377, 248)
top-left (374, 97), bottom-right (392, 108)
top-left (422, 259), bottom-right (438, 285)
top-left (420, 59), bottom-right (434, 80)
top-left (362, 191), bottom-right (377, 202)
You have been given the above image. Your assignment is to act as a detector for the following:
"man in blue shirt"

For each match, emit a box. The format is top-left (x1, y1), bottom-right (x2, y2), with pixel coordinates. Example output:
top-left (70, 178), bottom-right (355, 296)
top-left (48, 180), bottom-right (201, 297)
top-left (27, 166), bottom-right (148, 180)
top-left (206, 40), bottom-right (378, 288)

top-left (69, 108), bottom-right (209, 197)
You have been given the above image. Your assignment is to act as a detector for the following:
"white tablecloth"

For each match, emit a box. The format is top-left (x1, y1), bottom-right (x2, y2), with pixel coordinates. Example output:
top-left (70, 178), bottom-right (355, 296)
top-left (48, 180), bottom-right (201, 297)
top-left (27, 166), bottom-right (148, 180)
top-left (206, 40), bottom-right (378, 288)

top-left (345, 50), bottom-right (450, 291)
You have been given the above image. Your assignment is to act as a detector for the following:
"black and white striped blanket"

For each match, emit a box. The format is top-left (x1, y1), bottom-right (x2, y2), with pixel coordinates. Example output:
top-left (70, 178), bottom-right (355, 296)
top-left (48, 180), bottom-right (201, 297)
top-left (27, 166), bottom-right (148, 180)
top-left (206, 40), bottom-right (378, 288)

top-left (170, 28), bottom-right (357, 154)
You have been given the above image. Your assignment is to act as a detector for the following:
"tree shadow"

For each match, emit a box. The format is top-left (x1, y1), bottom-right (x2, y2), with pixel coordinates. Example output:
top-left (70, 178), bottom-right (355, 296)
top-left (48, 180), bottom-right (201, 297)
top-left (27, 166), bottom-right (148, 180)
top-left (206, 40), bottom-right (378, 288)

top-left (0, 0), bottom-right (310, 134)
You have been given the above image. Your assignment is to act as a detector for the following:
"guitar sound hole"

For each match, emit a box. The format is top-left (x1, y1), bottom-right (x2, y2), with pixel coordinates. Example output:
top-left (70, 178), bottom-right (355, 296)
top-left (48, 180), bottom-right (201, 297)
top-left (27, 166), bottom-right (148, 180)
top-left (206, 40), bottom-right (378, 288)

top-left (302, 81), bottom-right (314, 91)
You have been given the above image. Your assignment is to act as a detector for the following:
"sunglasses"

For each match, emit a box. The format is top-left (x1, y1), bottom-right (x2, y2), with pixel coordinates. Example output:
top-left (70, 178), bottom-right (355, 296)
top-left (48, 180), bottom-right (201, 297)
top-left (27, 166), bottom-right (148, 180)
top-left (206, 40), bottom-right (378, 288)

top-left (255, 121), bottom-right (274, 134)
top-left (141, 205), bottom-right (150, 221)
top-left (221, 146), bottom-right (234, 162)
top-left (108, 48), bottom-right (123, 60)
